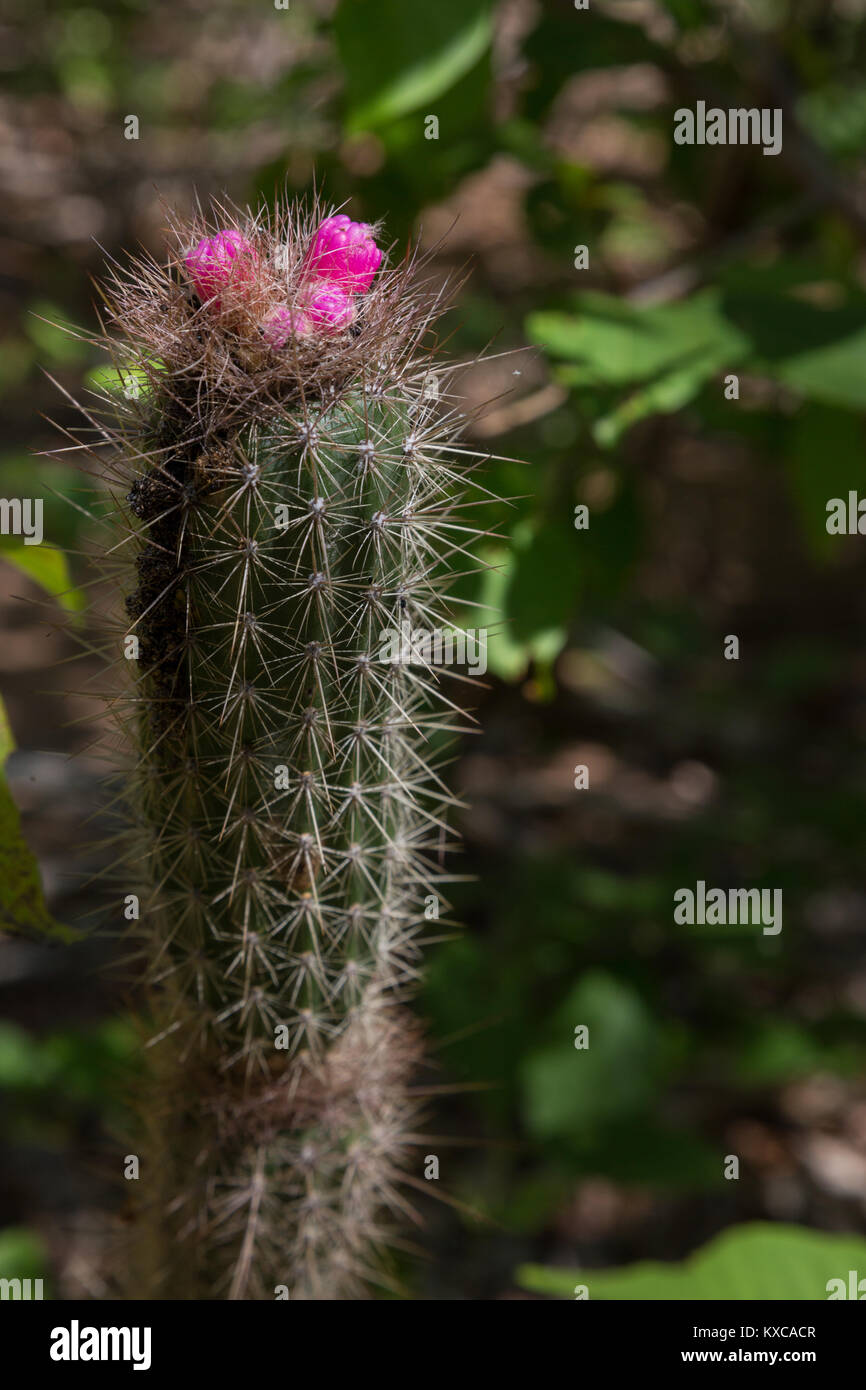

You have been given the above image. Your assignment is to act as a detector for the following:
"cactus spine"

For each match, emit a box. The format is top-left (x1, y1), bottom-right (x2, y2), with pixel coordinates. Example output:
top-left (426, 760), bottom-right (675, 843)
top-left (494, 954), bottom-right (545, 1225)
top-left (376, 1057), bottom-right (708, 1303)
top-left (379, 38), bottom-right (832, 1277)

top-left (86, 200), bottom-right (486, 1299)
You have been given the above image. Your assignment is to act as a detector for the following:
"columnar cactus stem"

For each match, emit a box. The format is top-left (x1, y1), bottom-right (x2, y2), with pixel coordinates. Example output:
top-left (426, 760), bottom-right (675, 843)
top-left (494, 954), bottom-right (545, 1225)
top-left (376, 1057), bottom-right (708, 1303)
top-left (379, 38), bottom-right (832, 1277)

top-left (81, 198), bottom-right (490, 1299)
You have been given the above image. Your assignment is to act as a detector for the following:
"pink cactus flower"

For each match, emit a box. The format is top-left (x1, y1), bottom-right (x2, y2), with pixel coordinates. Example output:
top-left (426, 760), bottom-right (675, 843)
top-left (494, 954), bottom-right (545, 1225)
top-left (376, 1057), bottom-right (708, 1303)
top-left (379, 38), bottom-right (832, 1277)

top-left (184, 229), bottom-right (257, 305)
top-left (305, 214), bottom-right (382, 295)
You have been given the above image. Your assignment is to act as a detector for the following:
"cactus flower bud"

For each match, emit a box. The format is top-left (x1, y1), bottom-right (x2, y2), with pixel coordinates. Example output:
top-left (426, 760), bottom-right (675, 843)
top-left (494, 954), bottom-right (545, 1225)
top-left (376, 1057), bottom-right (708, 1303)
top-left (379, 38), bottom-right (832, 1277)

top-left (184, 228), bottom-right (257, 305)
top-left (304, 214), bottom-right (382, 295)
top-left (303, 283), bottom-right (355, 330)
top-left (261, 304), bottom-right (311, 347)
top-left (262, 287), bottom-right (353, 348)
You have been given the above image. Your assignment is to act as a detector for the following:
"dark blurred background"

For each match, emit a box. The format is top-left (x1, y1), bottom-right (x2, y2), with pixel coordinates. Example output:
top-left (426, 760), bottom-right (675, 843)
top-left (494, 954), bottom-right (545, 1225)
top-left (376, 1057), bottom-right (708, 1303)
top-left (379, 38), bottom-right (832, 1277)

top-left (3, 0), bottom-right (866, 1299)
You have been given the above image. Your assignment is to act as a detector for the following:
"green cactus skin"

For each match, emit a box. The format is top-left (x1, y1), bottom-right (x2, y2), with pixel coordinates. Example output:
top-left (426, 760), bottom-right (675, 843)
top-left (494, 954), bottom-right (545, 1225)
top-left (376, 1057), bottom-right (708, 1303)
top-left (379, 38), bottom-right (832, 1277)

top-left (86, 202), bottom-right (489, 1300)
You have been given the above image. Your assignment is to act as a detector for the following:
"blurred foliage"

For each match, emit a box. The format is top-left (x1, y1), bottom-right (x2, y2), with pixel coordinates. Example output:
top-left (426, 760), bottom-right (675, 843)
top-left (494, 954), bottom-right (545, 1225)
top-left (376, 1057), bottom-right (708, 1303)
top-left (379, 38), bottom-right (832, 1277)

top-left (0, 696), bottom-right (74, 941)
top-left (4, 0), bottom-right (866, 1299)
top-left (0, 1019), bottom-right (136, 1112)
top-left (518, 1223), bottom-right (866, 1299)
top-left (0, 1227), bottom-right (49, 1288)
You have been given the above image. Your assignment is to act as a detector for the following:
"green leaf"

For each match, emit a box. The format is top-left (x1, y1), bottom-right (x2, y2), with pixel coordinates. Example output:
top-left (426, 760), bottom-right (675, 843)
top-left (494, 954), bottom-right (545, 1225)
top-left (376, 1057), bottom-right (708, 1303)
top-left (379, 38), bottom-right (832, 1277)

top-left (528, 290), bottom-right (749, 388)
top-left (0, 546), bottom-right (85, 615)
top-left (532, 278), bottom-right (866, 438)
top-left (799, 80), bottom-right (866, 157)
top-left (576, 473), bottom-right (642, 592)
top-left (0, 1228), bottom-right (48, 1284)
top-left (591, 360), bottom-right (718, 448)
top-left (0, 338), bottom-right (34, 393)
top-left (475, 539), bottom-right (569, 681)
top-left (0, 1019), bottom-right (138, 1097)
top-left (26, 300), bottom-right (87, 366)
top-left (774, 327), bottom-right (866, 412)
top-left (505, 516), bottom-right (581, 641)
top-left (736, 1018), bottom-right (860, 1084)
top-left (786, 404), bottom-right (866, 561)
top-left (336, 0), bottom-right (493, 132)
top-left (0, 694), bottom-right (75, 941)
top-left (529, 290), bottom-right (749, 444)
top-left (0, 697), bottom-right (14, 764)
top-left (517, 1223), bottom-right (866, 1300)
top-left (475, 543), bottom-right (566, 682)
top-left (520, 972), bottom-right (664, 1138)
top-left (718, 281), bottom-right (866, 411)
top-left (0, 455), bottom-right (99, 552)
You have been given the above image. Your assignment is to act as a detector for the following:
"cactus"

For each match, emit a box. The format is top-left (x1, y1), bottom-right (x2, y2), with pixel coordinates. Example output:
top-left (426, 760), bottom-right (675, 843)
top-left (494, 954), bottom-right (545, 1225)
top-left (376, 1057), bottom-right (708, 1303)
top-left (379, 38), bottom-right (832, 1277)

top-left (80, 198), bottom-right (491, 1300)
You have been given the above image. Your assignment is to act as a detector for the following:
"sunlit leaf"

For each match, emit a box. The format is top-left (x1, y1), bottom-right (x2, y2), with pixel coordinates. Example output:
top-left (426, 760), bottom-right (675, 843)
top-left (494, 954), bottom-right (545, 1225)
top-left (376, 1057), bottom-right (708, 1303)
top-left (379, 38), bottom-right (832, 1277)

top-left (528, 290), bottom-right (748, 388)
top-left (517, 1223), bottom-right (866, 1300)
top-left (1, 545), bottom-right (85, 615)
top-left (475, 542), bottom-right (566, 682)
top-left (337, 0), bottom-right (493, 132)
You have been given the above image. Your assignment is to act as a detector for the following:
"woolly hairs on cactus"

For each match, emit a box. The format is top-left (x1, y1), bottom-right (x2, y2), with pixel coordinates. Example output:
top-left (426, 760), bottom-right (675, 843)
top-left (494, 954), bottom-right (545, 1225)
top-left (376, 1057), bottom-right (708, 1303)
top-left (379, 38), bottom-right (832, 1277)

top-left (70, 195), bottom-right (496, 1300)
